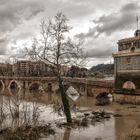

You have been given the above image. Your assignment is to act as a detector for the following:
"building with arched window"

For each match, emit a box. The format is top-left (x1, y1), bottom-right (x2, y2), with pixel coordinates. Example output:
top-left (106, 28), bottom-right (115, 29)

top-left (113, 30), bottom-right (140, 92)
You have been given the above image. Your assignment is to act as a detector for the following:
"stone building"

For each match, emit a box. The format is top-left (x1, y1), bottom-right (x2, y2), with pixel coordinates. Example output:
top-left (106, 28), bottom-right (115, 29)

top-left (60, 65), bottom-right (70, 76)
top-left (13, 60), bottom-right (54, 77)
top-left (113, 30), bottom-right (140, 91)
top-left (14, 60), bottom-right (30, 76)
top-left (29, 61), bottom-right (54, 76)
top-left (0, 63), bottom-right (13, 76)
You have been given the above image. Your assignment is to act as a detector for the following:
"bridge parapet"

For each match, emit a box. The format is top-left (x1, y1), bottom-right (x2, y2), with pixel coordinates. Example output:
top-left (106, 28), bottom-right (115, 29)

top-left (0, 76), bottom-right (57, 82)
top-left (63, 77), bottom-right (114, 88)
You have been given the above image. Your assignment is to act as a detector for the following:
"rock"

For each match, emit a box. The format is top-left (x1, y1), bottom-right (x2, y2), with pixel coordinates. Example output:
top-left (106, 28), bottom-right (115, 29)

top-left (95, 118), bottom-right (101, 122)
top-left (92, 111), bottom-right (100, 115)
top-left (100, 110), bottom-right (106, 117)
top-left (81, 118), bottom-right (88, 127)
top-left (84, 113), bottom-right (90, 117)
top-left (96, 92), bottom-right (112, 105)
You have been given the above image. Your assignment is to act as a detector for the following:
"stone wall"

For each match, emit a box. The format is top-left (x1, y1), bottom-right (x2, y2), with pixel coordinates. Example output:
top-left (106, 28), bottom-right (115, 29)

top-left (113, 93), bottom-right (140, 104)
top-left (114, 55), bottom-right (140, 89)
top-left (115, 75), bottom-right (140, 89)
top-left (87, 86), bottom-right (112, 97)
top-left (116, 55), bottom-right (140, 71)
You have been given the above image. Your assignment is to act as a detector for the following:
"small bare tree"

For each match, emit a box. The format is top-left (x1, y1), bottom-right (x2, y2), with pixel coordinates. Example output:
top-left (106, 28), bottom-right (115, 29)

top-left (26, 13), bottom-right (85, 123)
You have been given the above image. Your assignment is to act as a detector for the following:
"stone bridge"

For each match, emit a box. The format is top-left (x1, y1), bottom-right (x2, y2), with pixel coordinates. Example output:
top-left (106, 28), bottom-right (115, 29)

top-left (0, 76), bottom-right (114, 96)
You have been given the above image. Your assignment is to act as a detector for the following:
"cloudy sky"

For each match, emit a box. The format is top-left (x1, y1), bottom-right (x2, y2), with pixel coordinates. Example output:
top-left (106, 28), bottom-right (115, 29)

top-left (0, 0), bottom-right (140, 68)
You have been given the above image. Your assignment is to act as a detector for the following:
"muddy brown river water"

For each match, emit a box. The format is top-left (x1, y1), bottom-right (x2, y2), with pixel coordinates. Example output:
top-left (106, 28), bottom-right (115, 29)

top-left (0, 90), bottom-right (140, 140)
top-left (51, 97), bottom-right (140, 140)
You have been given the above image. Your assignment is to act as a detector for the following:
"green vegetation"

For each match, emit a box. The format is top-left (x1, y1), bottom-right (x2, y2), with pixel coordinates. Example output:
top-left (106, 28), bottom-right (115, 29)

top-left (90, 64), bottom-right (114, 74)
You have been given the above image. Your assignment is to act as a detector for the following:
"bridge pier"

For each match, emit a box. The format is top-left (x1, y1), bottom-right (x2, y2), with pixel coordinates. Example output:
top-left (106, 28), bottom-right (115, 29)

top-left (23, 81), bottom-right (29, 90)
top-left (0, 80), bottom-right (5, 94)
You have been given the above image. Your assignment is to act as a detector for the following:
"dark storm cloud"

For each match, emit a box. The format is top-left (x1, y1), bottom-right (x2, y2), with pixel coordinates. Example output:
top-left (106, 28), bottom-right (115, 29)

top-left (0, 0), bottom-right (95, 41)
top-left (0, 0), bottom-right (45, 55)
top-left (94, 2), bottom-right (140, 36)
top-left (0, 0), bottom-right (119, 37)
top-left (75, 28), bottom-right (97, 40)
top-left (0, 0), bottom-right (44, 34)
top-left (74, 1), bottom-right (140, 62)
top-left (87, 47), bottom-right (115, 58)
top-left (76, 1), bottom-right (140, 39)
top-left (82, 36), bottom-right (117, 59)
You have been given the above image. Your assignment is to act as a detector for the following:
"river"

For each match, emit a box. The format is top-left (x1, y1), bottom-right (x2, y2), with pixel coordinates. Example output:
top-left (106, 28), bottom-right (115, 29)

top-left (0, 89), bottom-right (140, 140)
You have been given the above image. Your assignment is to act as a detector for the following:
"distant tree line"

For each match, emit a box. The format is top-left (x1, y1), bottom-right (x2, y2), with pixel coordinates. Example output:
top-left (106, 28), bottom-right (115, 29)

top-left (90, 64), bottom-right (114, 74)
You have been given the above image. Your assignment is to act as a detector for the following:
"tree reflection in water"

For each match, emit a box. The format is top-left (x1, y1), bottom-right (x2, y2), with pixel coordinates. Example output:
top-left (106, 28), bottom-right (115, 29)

top-left (63, 127), bottom-right (71, 140)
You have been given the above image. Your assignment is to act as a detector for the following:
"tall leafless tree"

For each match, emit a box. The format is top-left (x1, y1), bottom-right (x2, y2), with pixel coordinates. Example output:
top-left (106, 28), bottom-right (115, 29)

top-left (26, 12), bottom-right (85, 123)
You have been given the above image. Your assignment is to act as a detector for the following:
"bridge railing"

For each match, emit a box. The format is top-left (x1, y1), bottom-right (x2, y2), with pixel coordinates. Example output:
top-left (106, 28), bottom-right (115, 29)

top-left (63, 77), bottom-right (114, 88)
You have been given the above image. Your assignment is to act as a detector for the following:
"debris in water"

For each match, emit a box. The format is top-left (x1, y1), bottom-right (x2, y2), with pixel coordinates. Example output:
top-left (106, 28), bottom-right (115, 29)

top-left (66, 86), bottom-right (79, 102)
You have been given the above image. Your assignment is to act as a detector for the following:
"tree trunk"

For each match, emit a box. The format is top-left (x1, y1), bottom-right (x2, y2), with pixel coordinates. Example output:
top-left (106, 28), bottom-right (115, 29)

top-left (58, 76), bottom-right (72, 124)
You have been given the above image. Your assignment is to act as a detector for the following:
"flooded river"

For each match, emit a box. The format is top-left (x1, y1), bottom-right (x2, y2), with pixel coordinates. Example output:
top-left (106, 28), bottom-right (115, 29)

top-left (0, 89), bottom-right (140, 140)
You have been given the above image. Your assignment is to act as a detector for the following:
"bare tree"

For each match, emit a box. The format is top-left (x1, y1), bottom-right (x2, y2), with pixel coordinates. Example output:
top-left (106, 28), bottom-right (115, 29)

top-left (26, 13), bottom-right (85, 123)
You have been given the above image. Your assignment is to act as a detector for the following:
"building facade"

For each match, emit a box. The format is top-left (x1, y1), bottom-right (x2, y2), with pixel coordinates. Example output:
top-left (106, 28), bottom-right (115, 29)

top-left (113, 30), bottom-right (140, 90)
top-left (0, 63), bottom-right (13, 76)
top-left (13, 60), bottom-right (54, 77)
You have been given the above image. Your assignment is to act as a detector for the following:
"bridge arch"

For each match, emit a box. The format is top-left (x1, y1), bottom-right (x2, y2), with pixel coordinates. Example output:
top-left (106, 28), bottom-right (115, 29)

top-left (29, 81), bottom-right (43, 92)
top-left (8, 80), bottom-right (21, 95)
top-left (8, 80), bottom-right (21, 90)
top-left (123, 81), bottom-right (136, 89)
